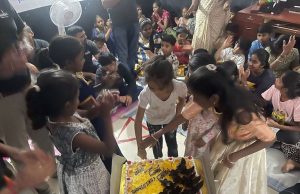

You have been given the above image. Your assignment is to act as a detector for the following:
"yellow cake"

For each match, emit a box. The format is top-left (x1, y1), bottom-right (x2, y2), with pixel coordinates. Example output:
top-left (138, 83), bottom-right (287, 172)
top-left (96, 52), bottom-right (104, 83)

top-left (119, 157), bottom-right (208, 194)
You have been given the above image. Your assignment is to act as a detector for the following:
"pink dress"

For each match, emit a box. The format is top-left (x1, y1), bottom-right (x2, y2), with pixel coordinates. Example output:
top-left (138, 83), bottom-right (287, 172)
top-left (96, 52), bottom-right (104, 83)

top-left (181, 100), bottom-right (220, 157)
top-left (152, 9), bottom-right (170, 33)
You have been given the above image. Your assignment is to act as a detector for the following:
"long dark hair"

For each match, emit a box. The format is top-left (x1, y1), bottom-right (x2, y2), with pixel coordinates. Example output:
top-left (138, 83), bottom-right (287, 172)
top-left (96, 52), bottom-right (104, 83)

top-left (187, 65), bottom-right (259, 143)
top-left (26, 70), bottom-right (79, 130)
top-left (282, 70), bottom-right (300, 99)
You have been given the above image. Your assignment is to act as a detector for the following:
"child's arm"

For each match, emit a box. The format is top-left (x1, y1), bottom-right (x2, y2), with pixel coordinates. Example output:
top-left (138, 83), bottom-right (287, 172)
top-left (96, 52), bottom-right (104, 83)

top-left (267, 118), bottom-right (300, 132)
top-left (105, 27), bottom-right (112, 42)
top-left (73, 92), bottom-right (116, 156)
top-left (215, 36), bottom-right (233, 63)
top-left (135, 106), bottom-right (147, 159)
top-left (135, 106), bottom-right (146, 147)
top-left (224, 138), bottom-right (275, 168)
top-left (176, 97), bottom-right (185, 116)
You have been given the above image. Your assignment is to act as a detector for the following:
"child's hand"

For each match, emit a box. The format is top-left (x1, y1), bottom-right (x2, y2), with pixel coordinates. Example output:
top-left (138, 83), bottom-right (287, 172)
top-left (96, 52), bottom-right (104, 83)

top-left (119, 95), bottom-right (132, 106)
top-left (239, 66), bottom-right (250, 84)
top-left (137, 147), bottom-right (147, 159)
top-left (187, 0), bottom-right (199, 16)
top-left (97, 90), bottom-right (116, 116)
top-left (266, 118), bottom-right (280, 128)
top-left (222, 36), bottom-right (234, 49)
top-left (140, 137), bottom-right (157, 149)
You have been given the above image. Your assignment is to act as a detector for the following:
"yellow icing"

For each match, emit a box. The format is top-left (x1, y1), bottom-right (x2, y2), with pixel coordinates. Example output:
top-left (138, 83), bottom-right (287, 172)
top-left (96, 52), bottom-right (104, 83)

top-left (119, 157), bottom-right (208, 194)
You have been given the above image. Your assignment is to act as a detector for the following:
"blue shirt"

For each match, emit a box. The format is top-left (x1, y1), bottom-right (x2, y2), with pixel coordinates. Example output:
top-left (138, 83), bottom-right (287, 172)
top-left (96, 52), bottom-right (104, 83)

top-left (248, 40), bottom-right (265, 59)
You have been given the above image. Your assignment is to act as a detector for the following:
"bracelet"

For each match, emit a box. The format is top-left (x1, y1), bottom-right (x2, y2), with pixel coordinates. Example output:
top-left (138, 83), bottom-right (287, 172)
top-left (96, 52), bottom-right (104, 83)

top-left (151, 134), bottom-right (159, 142)
top-left (3, 176), bottom-right (17, 194)
top-left (226, 154), bottom-right (236, 165)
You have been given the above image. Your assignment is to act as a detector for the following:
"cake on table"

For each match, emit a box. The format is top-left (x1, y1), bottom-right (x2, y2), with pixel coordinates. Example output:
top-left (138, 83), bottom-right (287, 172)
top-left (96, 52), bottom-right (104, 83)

top-left (119, 157), bottom-right (209, 194)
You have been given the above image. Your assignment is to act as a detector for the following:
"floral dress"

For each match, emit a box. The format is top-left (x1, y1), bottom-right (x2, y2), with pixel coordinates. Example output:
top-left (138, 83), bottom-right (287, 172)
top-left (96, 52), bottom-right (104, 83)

top-left (47, 114), bottom-right (110, 194)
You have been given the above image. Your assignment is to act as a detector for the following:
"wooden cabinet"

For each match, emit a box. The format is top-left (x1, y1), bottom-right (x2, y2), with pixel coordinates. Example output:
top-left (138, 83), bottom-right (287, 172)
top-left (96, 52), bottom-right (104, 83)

top-left (233, 10), bottom-right (264, 41)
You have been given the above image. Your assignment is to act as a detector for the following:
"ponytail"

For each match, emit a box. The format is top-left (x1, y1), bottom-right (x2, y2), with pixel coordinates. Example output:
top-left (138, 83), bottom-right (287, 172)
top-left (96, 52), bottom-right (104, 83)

top-left (26, 86), bottom-right (47, 130)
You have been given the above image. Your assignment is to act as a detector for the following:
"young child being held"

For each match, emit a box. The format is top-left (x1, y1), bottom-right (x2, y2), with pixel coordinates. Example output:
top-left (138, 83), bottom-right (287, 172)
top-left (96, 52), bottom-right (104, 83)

top-left (26, 70), bottom-right (116, 193)
top-left (135, 56), bottom-right (187, 159)
top-left (215, 37), bottom-right (249, 69)
top-left (248, 22), bottom-right (272, 59)
top-left (94, 35), bottom-right (110, 55)
top-left (158, 34), bottom-right (179, 75)
top-left (173, 27), bottom-right (193, 65)
top-left (96, 53), bottom-right (138, 106)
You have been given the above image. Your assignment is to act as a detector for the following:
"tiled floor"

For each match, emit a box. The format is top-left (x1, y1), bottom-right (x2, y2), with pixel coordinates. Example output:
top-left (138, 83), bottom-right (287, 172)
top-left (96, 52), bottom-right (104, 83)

top-left (48, 112), bottom-right (279, 194)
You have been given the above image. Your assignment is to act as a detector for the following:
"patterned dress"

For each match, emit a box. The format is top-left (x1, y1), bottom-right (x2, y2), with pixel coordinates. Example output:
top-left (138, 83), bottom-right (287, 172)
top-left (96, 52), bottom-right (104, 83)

top-left (192, 0), bottom-right (230, 52)
top-left (47, 115), bottom-right (110, 194)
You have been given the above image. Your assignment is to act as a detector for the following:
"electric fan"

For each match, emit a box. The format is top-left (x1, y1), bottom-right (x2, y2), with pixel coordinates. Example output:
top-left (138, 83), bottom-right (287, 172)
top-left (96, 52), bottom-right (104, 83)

top-left (50, 0), bottom-right (82, 35)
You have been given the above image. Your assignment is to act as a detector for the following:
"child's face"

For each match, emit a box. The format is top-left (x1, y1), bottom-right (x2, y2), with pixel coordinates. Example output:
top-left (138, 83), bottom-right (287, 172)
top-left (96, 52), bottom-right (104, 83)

top-left (137, 6), bottom-right (143, 16)
top-left (161, 41), bottom-right (173, 56)
top-left (96, 17), bottom-right (105, 28)
top-left (153, 3), bottom-right (160, 13)
top-left (141, 24), bottom-right (153, 39)
top-left (102, 61), bottom-right (117, 74)
top-left (177, 33), bottom-right (188, 45)
top-left (257, 33), bottom-right (270, 44)
top-left (182, 8), bottom-right (188, 18)
top-left (249, 54), bottom-right (263, 74)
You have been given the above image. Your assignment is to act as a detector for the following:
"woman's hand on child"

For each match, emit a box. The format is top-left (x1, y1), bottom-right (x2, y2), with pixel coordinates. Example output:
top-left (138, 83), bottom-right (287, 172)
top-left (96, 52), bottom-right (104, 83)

top-left (281, 35), bottom-right (296, 56)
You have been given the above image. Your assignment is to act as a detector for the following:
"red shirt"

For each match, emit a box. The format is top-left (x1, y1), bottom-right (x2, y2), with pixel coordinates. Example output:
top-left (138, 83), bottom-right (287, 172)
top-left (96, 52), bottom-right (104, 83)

top-left (173, 43), bottom-right (190, 65)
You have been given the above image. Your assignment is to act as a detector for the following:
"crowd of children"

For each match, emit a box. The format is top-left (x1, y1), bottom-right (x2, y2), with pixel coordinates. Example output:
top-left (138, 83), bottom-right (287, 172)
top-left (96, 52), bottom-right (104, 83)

top-left (0, 0), bottom-right (300, 194)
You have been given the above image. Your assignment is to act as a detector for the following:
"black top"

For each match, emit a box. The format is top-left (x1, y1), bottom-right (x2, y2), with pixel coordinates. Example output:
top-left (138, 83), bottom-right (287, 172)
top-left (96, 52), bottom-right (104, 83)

top-left (34, 39), bottom-right (49, 50)
top-left (108, 0), bottom-right (138, 27)
top-left (248, 69), bottom-right (275, 97)
top-left (0, 0), bottom-right (25, 54)
top-left (83, 40), bottom-right (99, 73)
top-left (96, 63), bottom-right (137, 98)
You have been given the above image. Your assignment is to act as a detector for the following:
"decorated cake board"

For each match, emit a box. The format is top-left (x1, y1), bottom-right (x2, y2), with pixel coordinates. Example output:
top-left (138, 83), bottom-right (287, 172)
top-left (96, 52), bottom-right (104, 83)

top-left (110, 154), bottom-right (216, 194)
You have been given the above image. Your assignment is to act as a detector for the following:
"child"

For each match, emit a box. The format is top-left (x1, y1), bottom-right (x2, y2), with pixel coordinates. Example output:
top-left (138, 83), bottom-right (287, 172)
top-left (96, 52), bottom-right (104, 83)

top-left (152, 1), bottom-right (170, 33)
top-left (94, 35), bottom-right (110, 55)
top-left (248, 22), bottom-right (272, 59)
top-left (214, 23), bottom-right (239, 50)
top-left (262, 71), bottom-right (300, 173)
top-left (215, 37), bottom-right (249, 69)
top-left (92, 15), bottom-right (112, 42)
top-left (240, 48), bottom-right (275, 97)
top-left (26, 70), bottom-right (115, 193)
top-left (158, 34), bottom-right (179, 74)
top-left (96, 53), bottom-right (138, 106)
top-left (49, 36), bottom-right (123, 173)
top-left (135, 56), bottom-right (187, 159)
top-left (137, 4), bottom-right (146, 23)
top-left (175, 7), bottom-right (189, 28)
top-left (173, 27), bottom-right (192, 65)
top-left (138, 18), bottom-right (155, 64)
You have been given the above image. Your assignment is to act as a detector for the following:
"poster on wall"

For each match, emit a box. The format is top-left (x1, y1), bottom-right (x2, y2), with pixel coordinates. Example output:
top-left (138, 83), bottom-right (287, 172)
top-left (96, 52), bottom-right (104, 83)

top-left (9, 0), bottom-right (84, 13)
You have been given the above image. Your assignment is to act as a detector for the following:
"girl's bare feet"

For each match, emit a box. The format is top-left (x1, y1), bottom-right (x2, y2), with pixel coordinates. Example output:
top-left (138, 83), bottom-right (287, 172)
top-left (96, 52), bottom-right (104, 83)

top-left (281, 159), bottom-right (300, 173)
